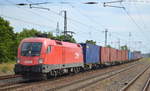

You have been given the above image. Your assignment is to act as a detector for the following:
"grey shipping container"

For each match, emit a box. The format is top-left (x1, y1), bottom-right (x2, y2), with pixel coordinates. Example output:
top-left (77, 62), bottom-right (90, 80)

top-left (80, 43), bottom-right (100, 64)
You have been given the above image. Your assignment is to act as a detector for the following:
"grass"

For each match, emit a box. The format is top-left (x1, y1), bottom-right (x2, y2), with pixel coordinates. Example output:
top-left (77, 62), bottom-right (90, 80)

top-left (0, 61), bottom-right (16, 76)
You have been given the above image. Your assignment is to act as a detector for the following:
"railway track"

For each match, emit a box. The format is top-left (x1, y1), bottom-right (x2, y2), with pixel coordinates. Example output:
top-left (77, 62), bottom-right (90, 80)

top-left (119, 63), bottom-right (150, 91)
top-left (0, 60), bottom-right (140, 91)
top-left (0, 75), bottom-right (21, 80)
top-left (0, 75), bottom-right (66, 91)
top-left (47, 60), bottom-right (144, 91)
top-left (0, 74), bottom-right (27, 89)
top-left (142, 76), bottom-right (150, 91)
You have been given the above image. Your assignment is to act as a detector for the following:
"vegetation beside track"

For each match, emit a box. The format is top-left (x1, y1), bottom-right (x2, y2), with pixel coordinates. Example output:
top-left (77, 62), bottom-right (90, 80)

top-left (0, 61), bottom-right (15, 76)
top-left (140, 58), bottom-right (150, 61)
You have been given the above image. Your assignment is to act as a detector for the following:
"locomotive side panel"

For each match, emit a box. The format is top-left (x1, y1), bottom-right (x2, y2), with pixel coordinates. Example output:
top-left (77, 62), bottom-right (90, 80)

top-left (45, 45), bottom-right (63, 65)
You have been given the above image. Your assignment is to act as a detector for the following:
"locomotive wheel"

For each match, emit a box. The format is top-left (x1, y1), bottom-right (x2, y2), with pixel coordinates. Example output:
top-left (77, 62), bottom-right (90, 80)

top-left (74, 67), bottom-right (80, 73)
top-left (54, 71), bottom-right (58, 77)
top-left (42, 74), bottom-right (48, 80)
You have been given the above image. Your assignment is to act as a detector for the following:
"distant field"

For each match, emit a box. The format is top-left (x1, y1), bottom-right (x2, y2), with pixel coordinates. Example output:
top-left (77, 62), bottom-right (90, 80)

top-left (0, 61), bottom-right (16, 76)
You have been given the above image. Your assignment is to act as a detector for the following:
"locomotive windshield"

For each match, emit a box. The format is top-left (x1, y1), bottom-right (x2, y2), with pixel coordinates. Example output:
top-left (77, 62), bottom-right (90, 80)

top-left (21, 42), bottom-right (42, 56)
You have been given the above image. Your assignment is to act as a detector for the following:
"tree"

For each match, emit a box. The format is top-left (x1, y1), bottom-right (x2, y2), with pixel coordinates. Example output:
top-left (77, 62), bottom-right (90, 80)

top-left (46, 32), bottom-right (54, 39)
top-left (86, 40), bottom-right (96, 45)
top-left (16, 28), bottom-right (41, 41)
top-left (54, 34), bottom-right (76, 43)
top-left (16, 28), bottom-right (46, 44)
top-left (120, 45), bottom-right (129, 50)
top-left (106, 45), bottom-right (112, 48)
top-left (0, 17), bottom-right (15, 63)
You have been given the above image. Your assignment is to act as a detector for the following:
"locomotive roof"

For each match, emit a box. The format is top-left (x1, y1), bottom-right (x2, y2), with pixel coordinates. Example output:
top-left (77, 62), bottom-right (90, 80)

top-left (21, 37), bottom-right (81, 48)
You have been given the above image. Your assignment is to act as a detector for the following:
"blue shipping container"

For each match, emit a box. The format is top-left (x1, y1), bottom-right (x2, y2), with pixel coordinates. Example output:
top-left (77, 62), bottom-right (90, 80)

top-left (80, 43), bottom-right (100, 64)
top-left (128, 51), bottom-right (132, 61)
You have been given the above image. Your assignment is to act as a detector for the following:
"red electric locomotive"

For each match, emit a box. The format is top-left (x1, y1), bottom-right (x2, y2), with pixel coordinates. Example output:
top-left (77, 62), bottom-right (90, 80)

top-left (14, 37), bottom-right (84, 79)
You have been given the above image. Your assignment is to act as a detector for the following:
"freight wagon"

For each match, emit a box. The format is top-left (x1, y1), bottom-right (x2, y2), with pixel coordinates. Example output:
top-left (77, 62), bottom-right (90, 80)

top-left (128, 51), bottom-right (132, 61)
top-left (110, 48), bottom-right (117, 63)
top-left (80, 43), bottom-right (100, 69)
top-left (101, 47), bottom-right (110, 64)
top-left (133, 51), bottom-right (142, 60)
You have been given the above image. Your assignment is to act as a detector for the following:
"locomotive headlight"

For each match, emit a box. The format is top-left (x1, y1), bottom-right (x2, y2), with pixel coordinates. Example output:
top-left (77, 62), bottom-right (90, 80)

top-left (38, 58), bottom-right (43, 64)
top-left (17, 58), bottom-right (20, 63)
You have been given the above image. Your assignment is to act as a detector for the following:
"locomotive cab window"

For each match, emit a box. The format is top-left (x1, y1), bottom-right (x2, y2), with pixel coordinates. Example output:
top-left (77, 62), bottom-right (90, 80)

top-left (46, 46), bottom-right (51, 53)
top-left (21, 42), bottom-right (42, 56)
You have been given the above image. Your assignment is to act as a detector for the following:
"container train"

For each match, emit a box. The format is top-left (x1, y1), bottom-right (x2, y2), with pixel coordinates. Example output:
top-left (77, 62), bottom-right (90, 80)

top-left (14, 37), bottom-right (142, 79)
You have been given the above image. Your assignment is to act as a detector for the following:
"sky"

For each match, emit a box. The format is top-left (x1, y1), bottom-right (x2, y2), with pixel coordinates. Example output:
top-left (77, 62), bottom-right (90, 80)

top-left (0, 0), bottom-right (150, 53)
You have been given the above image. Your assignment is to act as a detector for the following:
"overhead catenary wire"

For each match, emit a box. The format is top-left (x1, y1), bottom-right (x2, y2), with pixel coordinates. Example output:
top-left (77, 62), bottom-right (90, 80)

top-left (64, 2), bottom-right (112, 42)
top-left (6, 0), bottom-right (147, 35)
top-left (2, 1), bottom-right (57, 32)
top-left (5, 0), bottom-right (56, 23)
top-left (121, 4), bottom-right (150, 41)
top-left (133, 2), bottom-right (148, 29)
top-left (50, 9), bottom-right (103, 32)
top-left (1, 0), bottom-right (149, 52)
top-left (68, 4), bottom-right (126, 45)
top-left (27, 0), bottom-right (85, 36)
top-left (121, 4), bottom-right (150, 51)
top-left (4, 0), bottom-right (71, 33)
top-left (4, 0), bottom-right (60, 32)
top-left (9, 0), bottom-right (103, 38)
top-left (7, 0), bottom-right (85, 36)
top-left (17, 0), bottom-right (106, 33)
top-left (122, 6), bottom-right (143, 32)
top-left (9, 0), bottom-right (133, 39)
top-left (26, 0), bottom-right (82, 34)
top-left (102, 1), bottom-right (150, 51)
top-left (131, 3), bottom-right (150, 50)
top-left (68, 3), bottom-right (106, 29)
top-left (18, 0), bottom-right (147, 49)
top-left (1, 15), bottom-right (52, 28)
top-left (65, 4), bottom-right (106, 40)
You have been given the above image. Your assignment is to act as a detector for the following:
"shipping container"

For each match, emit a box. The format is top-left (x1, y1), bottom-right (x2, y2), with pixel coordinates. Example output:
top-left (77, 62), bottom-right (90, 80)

top-left (80, 43), bottom-right (100, 64)
top-left (121, 50), bottom-right (124, 61)
top-left (120, 50), bottom-right (123, 61)
top-left (101, 47), bottom-right (110, 63)
top-left (110, 48), bottom-right (117, 62)
top-left (131, 52), bottom-right (134, 60)
top-left (116, 49), bottom-right (119, 61)
top-left (118, 50), bottom-right (122, 61)
top-left (133, 51), bottom-right (142, 59)
top-left (128, 51), bottom-right (132, 60)
top-left (116, 49), bottom-right (121, 61)
top-left (125, 50), bottom-right (128, 60)
top-left (115, 49), bottom-right (118, 61)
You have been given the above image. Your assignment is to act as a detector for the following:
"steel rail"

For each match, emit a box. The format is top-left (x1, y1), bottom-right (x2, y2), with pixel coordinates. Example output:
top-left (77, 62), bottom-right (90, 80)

top-left (47, 61), bottom-right (143, 91)
top-left (142, 75), bottom-right (150, 91)
top-left (120, 64), bottom-right (150, 91)
top-left (0, 75), bottom-right (21, 80)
